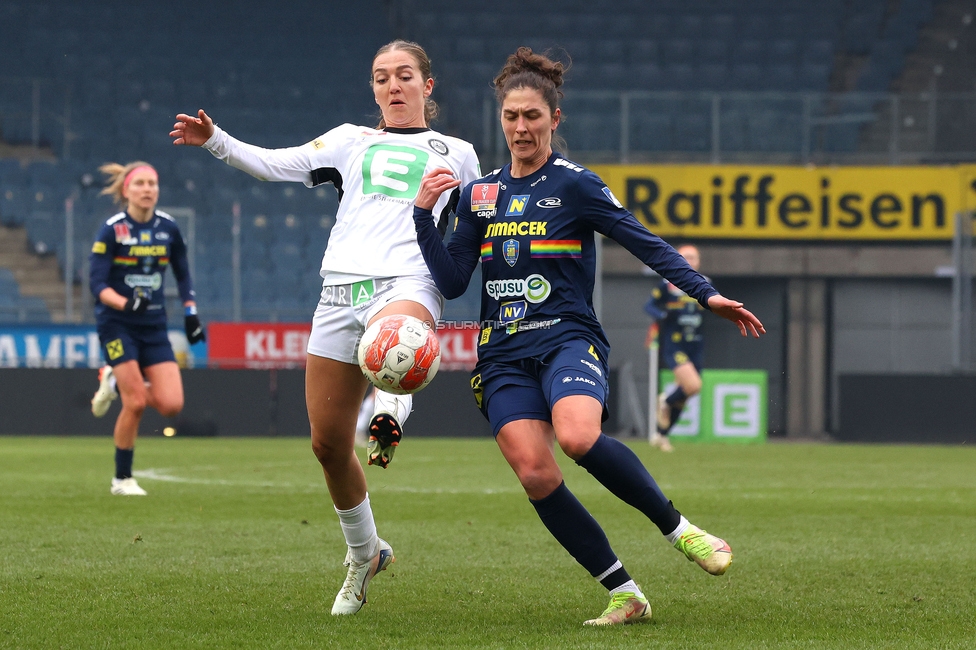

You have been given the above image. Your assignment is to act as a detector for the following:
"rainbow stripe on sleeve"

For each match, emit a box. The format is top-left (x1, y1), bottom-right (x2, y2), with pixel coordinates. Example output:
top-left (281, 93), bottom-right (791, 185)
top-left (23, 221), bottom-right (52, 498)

top-left (530, 240), bottom-right (582, 258)
top-left (480, 242), bottom-right (493, 261)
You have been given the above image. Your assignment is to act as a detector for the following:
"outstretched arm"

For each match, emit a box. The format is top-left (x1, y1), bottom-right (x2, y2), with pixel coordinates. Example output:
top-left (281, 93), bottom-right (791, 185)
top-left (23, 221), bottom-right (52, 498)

top-left (170, 109), bottom-right (314, 184)
top-left (170, 109), bottom-right (215, 146)
top-left (707, 295), bottom-right (765, 338)
top-left (607, 215), bottom-right (764, 338)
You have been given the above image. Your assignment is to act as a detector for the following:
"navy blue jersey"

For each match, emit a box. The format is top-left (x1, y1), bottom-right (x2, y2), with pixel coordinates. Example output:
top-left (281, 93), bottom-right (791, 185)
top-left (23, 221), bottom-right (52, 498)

top-left (415, 152), bottom-right (718, 363)
top-left (645, 277), bottom-right (707, 345)
top-left (89, 210), bottom-right (194, 327)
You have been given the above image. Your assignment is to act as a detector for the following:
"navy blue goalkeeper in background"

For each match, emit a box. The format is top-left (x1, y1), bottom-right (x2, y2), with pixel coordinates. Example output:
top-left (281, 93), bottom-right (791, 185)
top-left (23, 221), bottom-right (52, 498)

top-left (411, 47), bottom-right (764, 626)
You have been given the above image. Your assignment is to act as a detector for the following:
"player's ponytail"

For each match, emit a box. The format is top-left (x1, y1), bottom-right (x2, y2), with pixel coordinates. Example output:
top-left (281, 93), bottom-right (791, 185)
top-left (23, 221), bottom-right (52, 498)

top-left (371, 40), bottom-right (439, 130)
top-left (99, 161), bottom-right (156, 206)
top-left (493, 47), bottom-right (569, 153)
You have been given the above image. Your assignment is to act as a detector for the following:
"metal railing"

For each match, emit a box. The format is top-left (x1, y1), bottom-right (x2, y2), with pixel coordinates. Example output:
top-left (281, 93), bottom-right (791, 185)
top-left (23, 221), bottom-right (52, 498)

top-left (0, 77), bottom-right (72, 155)
top-left (481, 90), bottom-right (976, 168)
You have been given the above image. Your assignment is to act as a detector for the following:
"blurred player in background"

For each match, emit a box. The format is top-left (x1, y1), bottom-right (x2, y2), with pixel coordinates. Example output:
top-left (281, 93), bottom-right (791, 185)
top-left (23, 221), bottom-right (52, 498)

top-left (413, 47), bottom-right (764, 626)
top-left (171, 40), bottom-right (481, 615)
top-left (644, 244), bottom-right (706, 452)
top-left (89, 161), bottom-right (206, 496)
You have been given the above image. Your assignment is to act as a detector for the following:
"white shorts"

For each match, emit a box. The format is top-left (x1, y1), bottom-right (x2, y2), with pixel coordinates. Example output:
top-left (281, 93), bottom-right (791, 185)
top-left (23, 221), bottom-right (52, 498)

top-left (307, 275), bottom-right (444, 365)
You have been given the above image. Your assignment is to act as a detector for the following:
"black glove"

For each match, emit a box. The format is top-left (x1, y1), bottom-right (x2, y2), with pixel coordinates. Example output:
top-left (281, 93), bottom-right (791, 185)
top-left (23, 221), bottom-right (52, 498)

top-left (124, 291), bottom-right (149, 314)
top-left (185, 314), bottom-right (206, 344)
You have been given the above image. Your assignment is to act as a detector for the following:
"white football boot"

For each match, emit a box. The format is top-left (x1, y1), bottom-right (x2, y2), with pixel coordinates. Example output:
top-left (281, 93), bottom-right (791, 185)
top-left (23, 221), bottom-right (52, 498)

top-left (110, 477), bottom-right (147, 496)
top-left (91, 366), bottom-right (118, 417)
top-left (331, 538), bottom-right (395, 615)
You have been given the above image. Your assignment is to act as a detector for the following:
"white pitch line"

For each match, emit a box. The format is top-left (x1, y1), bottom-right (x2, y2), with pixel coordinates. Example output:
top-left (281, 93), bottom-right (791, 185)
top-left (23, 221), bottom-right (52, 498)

top-left (134, 468), bottom-right (297, 488)
top-left (134, 468), bottom-right (522, 494)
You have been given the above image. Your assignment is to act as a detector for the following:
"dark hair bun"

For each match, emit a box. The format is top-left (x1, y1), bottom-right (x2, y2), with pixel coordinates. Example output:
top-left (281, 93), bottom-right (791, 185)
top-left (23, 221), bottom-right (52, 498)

top-left (494, 47), bottom-right (564, 91)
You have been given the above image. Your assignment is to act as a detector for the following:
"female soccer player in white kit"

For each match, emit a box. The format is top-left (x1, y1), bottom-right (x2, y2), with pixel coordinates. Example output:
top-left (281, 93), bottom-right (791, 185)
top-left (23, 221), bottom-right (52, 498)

top-left (170, 40), bottom-right (481, 615)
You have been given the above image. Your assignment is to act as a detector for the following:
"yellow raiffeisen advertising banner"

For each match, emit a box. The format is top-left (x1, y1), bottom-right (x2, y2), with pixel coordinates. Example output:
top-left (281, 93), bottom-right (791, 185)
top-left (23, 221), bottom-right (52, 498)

top-left (590, 164), bottom-right (976, 241)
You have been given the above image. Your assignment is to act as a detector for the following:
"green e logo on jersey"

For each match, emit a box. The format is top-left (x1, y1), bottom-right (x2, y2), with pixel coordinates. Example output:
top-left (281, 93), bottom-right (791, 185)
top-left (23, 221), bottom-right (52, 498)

top-left (362, 144), bottom-right (429, 199)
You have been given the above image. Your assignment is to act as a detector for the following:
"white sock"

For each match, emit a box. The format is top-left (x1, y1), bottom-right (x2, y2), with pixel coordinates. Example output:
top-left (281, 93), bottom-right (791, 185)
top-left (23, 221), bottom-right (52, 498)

top-left (610, 580), bottom-right (644, 599)
top-left (665, 516), bottom-right (691, 545)
top-left (334, 493), bottom-right (378, 564)
top-left (373, 391), bottom-right (412, 426)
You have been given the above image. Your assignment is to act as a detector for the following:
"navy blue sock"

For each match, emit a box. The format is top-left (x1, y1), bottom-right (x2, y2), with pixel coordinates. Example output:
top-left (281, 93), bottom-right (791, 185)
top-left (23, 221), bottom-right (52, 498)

top-left (115, 447), bottom-right (134, 479)
top-left (666, 386), bottom-right (687, 406)
top-left (663, 403), bottom-right (685, 435)
top-left (664, 387), bottom-right (688, 435)
top-left (530, 481), bottom-right (632, 591)
top-left (576, 434), bottom-right (682, 535)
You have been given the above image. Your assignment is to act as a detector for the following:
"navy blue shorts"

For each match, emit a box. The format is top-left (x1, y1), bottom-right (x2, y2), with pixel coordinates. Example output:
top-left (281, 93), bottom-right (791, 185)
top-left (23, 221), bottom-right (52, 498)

top-left (97, 320), bottom-right (175, 368)
top-left (471, 339), bottom-right (610, 437)
top-left (661, 340), bottom-right (703, 371)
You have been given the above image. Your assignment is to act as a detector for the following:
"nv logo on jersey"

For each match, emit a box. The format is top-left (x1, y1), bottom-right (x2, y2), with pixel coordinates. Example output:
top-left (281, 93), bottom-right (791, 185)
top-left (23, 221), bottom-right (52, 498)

top-left (505, 195), bottom-right (530, 216)
top-left (139, 231), bottom-right (152, 243)
top-left (500, 300), bottom-right (526, 323)
top-left (362, 144), bottom-right (429, 199)
top-left (502, 239), bottom-right (519, 267)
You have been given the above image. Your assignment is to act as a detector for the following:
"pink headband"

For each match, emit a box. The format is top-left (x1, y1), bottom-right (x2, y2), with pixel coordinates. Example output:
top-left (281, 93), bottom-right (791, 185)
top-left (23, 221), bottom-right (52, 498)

top-left (123, 165), bottom-right (157, 190)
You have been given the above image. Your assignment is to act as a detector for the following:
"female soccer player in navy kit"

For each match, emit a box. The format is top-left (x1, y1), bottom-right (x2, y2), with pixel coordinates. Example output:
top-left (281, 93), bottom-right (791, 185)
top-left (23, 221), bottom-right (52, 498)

top-left (89, 161), bottom-right (206, 496)
top-left (645, 243), bottom-right (707, 452)
top-left (170, 41), bottom-right (482, 615)
top-left (413, 48), bottom-right (765, 626)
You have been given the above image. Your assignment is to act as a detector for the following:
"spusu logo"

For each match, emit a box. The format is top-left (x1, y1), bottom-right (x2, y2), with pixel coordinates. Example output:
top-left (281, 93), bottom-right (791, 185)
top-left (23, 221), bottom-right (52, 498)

top-left (485, 274), bottom-right (551, 304)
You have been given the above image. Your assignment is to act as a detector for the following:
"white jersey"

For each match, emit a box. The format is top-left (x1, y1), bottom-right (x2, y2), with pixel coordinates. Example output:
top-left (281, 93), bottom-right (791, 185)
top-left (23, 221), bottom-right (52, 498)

top-left (203, 124), bottom-right (481, 279)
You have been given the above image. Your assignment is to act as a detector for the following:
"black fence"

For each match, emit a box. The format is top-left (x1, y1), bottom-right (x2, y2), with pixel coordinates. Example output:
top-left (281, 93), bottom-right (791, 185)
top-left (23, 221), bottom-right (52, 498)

top-left (838, 374), bottom-right (976, 444)
top-left (0, 369), bottom-right (493, 438)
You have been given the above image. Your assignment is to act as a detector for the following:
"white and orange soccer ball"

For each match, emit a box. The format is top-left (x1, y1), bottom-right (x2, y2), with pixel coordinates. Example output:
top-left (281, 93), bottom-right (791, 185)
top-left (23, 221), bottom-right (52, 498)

top-left (357, 314), bottom-right (441, 395)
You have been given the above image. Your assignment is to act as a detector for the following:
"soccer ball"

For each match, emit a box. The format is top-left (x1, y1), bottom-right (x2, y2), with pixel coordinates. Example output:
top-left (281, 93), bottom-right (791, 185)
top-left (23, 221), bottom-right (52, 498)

top-left (358, 314), bottom-right (441, 395)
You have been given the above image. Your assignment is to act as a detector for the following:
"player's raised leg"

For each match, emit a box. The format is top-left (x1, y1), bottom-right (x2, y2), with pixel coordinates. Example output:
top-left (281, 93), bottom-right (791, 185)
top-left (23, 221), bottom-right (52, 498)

top-left (496, 412), bottom-right (651, 625)
top-left (364, 299), bottom-right (435, 468)
top-left (91, 365), bottom-right (118, 417)
top-left (553, 395), bottom-right (732, 576)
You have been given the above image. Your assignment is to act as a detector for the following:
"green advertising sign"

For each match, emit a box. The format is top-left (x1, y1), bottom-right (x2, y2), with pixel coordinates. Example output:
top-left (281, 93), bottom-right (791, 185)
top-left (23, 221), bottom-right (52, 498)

top-left (659, 369), bottom-right (767, 443)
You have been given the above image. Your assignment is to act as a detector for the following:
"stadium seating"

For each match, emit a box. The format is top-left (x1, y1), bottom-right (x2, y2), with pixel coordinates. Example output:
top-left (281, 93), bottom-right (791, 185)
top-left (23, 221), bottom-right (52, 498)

top-left (0, 0), bottom-right (936, 323)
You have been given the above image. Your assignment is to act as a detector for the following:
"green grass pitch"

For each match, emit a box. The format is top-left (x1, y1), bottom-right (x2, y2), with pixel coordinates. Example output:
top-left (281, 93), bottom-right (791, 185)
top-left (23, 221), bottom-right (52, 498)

top-left (1, 437), bottom-right (974, 649)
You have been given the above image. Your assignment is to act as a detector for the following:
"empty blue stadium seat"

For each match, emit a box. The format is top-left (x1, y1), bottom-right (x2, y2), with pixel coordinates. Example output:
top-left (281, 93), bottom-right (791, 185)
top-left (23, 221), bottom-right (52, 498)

top-left (627, 38), bottom-right (660, 66)
top-left (663, 39), bottom-right (695, 66)
top-left (699, 63), bottom-right (730, 91)
top-left (732, 40), bottom-right (765, 66)
top-left (731, 64), bottom-right (763, 91)
top-left (666, 64), bottom-right (696, 91)
top-left (703, 14), bottom-right (736, 41)
top-left (630, 113), bottom-right (673, 152)
top-left (698, 41), bottom-right (728, 65)
top-left (798, 63), bottom-right (832, 91)
top-left (673, 113), bottom-right (710, 152)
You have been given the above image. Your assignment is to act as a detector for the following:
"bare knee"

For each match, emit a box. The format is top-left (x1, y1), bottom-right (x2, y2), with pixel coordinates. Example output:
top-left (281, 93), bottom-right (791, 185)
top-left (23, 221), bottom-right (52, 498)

top-left (311, 431), bottom-right (352, 468)
top-left (558, 435), bottom-right (599, 461)
top-left (514, 462), bottom-right (563, 500)
top-left (155, 397), bottom-right (183, 419)
top-left (121, 393), bottom-right (148, 414)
